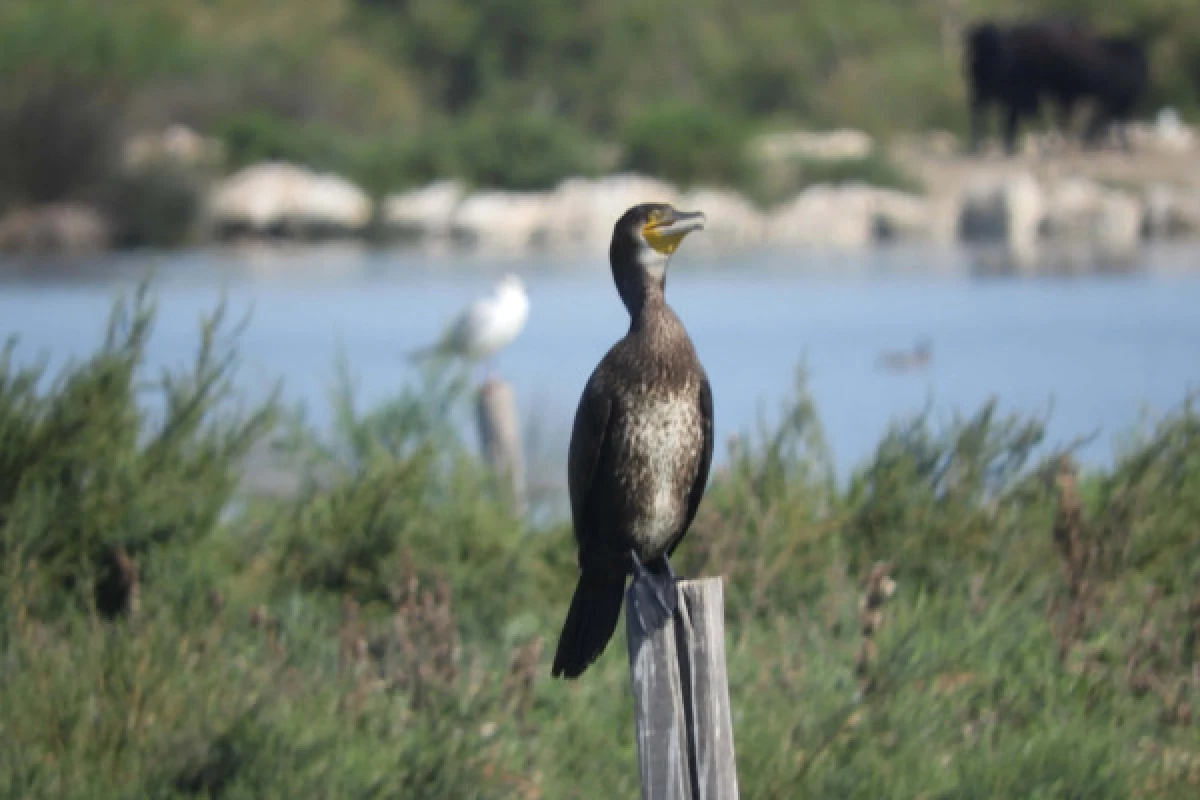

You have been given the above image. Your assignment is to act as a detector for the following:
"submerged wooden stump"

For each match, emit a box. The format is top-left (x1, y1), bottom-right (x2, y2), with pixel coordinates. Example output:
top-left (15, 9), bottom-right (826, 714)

top-left (476, 377), bottom-right (526, 515)
top-left (627, 577), bottom-right (739, 800)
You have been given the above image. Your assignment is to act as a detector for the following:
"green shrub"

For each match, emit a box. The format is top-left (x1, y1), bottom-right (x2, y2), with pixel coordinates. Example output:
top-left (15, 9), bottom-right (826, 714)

top-left (0, 284), bottom-right (275, 616)
top-left (0, 0), bottom-right (200, 80)
top-left (0, 68), bottom-right (125, 210)
top-left (451, 111), bottom-right (598, 190)
top-left (104, 161), bottom-right (208, 248)
top-left (346, 132), bottom-right (459, 196)
top-left (216, 112), bottom-right (345, 174)
top-left (265, 362), bottom-right (554, 637)
top-left (619, 102), bottom-right (751, 189)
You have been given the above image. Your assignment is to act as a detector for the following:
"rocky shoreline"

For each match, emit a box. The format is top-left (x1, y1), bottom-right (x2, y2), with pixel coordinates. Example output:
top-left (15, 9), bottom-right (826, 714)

top-left (2, 122), bottom-right (1199, 272)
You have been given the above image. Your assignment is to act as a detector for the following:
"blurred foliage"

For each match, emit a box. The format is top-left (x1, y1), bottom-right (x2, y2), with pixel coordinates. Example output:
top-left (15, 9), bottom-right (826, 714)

top-left (2, 286), bottom-right (1200, 796)
top-left (2, 0), bottom-right (1200, 204)
top-left (0, 68), bottom-right (125, 211)
top-left (105, 161), bottom-right (209, 248)
top-left (0, 285), bottom-right (275, 616)
top-left (452, 111), bottom-right (599, 190)
top-left (620, 102), bottom-right (751, 189)
top-left (214, 109), bottom-right (597, 193)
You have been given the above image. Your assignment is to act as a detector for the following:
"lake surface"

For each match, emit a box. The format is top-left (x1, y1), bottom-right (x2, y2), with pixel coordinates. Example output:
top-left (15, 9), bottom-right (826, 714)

top-left (2, 242), bottom-right (1199, 482)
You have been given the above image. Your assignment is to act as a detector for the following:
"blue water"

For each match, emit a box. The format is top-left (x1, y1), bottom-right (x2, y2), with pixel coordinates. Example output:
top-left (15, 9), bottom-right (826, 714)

top-left (2, 242), bottom-right (1199, 479)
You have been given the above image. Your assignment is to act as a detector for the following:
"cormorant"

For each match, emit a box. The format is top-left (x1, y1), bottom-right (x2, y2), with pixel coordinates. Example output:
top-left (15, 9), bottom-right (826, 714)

top-left (552, 203), bottom-right (714, 680)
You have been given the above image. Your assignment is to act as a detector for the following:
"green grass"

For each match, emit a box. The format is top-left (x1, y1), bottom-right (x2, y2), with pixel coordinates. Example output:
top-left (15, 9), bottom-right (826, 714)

top-left (2, 286), bottom-right (1200, 797)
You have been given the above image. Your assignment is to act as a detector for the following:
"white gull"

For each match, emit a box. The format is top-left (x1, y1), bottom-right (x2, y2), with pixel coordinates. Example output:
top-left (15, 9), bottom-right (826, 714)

top-left (409, 274), bottom-right (530, 376)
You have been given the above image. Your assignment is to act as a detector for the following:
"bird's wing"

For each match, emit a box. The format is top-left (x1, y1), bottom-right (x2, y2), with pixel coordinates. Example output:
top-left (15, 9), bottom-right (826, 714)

top-left (409, 307), bottom-right (466, 360)
top-left (454, 297), bottom-right (497, 353)
top-left (567, 372), bottom-right (613, 554)
top-left (670, 374), bottom-right (714, 556)
top-left (417, 298), bottom-right (484, 357)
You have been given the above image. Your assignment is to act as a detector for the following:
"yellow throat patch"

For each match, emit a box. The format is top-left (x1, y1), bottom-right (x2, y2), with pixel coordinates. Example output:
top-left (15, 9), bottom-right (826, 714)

top-left (642, 222), bottom-right (686, 255)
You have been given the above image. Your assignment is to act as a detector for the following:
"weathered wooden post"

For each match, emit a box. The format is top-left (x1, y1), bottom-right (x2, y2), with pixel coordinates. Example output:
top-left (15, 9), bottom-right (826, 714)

top-left (476, 377), bottom-right (527, 515)
top-left (627, 577), bottom-right (739, 800)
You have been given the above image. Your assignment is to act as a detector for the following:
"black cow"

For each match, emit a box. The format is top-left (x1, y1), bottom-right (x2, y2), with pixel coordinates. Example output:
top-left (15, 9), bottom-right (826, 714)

top-left (1088, 36), bottom-right (1150, 148)
top-left (965, 19), bottom-right (1149, 154)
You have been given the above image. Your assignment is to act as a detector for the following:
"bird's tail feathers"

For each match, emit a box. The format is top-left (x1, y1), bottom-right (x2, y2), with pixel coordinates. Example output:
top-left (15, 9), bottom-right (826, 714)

top-left (551, 572), bottom-right (626, 679)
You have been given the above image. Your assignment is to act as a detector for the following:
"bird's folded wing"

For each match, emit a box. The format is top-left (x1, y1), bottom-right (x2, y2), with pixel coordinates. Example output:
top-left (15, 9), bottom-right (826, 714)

top-left (671, 376), bottom-right (714, 556)
top-left (567, 377), bottom-right (613, 551)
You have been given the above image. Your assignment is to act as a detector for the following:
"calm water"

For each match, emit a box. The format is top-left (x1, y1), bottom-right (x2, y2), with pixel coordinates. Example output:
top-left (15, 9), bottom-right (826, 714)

top-left (2, 243), bottom-right (1199, 480)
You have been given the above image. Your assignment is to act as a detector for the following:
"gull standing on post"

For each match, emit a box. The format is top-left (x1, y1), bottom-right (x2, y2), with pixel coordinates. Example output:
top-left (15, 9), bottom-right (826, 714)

top-left (409, 274), bottom-right (530, 377)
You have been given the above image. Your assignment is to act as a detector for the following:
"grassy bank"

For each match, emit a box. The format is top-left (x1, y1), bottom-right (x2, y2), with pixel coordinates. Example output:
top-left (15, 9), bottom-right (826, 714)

top-left (1, 287), bottom-right (1198, 797)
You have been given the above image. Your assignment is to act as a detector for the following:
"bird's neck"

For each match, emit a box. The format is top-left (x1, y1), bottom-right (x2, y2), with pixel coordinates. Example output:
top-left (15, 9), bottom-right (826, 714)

top-left (624, 278), bottom-right (667, 326)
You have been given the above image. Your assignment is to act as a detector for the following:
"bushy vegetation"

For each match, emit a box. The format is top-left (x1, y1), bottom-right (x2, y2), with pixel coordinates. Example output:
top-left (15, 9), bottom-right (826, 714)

top-left (620, 103), bottom-right (752, 190)
top-left (2, 287), bottom-right (1199, 797)
top-left (2, 0), bottom-right (1200, 209)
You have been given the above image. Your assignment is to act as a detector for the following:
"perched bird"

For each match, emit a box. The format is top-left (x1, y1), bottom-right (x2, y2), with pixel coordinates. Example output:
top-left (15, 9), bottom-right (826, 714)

top-left (409, 274), bottom-right (529, 376)
top-left (552, 203), bottom-right (714, 680)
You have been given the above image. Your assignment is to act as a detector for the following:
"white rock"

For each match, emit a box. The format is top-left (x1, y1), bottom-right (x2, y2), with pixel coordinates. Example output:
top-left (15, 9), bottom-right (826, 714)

top-left (870, 188), bottom-right (933, 240)
top-left (959, 173), bottom-right (1143, 271)
top-left (676, 188), bottom-right (766, 249)
top-left (378, 174), bottom-right (682, 254)
top-left (766, 185), bottom-right (930, 249)
top-left (753, 130), bottom-right (874, 163)
top-left (0, 204), bottom-right (111, 255)
top-left (1128, 108), bottom-right (1195, 154)
top-left (208, 162), bottom-right (372, 235)
top-left (123, 124), bottom-right (223, 170)
top-left (767, 187), bottom-right (871, 248)
top-left (1041, 177), bottom-right (1142, 256)
top-left (381, 180), bottom-right (464, 240)
top-left (1143, 184), bottom-right (1200, 238)
top-left (958, 172), bottom-right (1044, 262)
top-left (449, 191), bottom-right (553, 254)
top-left (542, 174), bottom-right (679, 251)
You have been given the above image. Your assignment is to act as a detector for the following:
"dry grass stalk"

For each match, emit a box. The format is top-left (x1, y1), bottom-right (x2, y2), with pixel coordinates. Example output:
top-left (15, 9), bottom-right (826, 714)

top-left (1124, 588), bottom-right (1200, 726)
top-left (249, 604), bottom-right (284, 657)
top-left (1049, 456), bottom-right (1094, 659)
top-left (338, 595), bottom-right (368, 677)
top-left (504, 635), bottom-right (543, 724)
top-left (385, 560), bottom-right (461, 709)
top-left (855, 560), bottom-right (896, 696)
top-left (113, 546), bottom-right (140, 618)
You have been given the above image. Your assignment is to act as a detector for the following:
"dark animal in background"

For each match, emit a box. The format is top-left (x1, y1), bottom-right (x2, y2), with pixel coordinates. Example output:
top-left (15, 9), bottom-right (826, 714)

top-left (965, 19), bottom-right (1150, 154)
top-left (1089, 36), bottom-right (1150, 149)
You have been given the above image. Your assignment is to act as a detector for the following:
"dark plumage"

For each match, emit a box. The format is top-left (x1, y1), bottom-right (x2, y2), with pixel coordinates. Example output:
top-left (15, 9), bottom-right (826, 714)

top-left (552, 203), bottom-right (714, 680)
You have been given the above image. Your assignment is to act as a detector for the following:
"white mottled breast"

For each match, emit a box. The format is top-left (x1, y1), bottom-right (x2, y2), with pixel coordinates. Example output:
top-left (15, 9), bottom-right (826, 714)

top-left (613, 380), bottom-right (704, 553)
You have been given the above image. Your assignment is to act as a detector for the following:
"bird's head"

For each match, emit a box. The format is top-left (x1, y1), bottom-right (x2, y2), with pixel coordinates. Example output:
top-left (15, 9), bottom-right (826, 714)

top-left (609, 203), bottom-right (706, 314)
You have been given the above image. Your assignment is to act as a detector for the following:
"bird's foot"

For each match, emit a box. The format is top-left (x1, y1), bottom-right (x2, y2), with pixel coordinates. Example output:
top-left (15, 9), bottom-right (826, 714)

top-left (627, 551), bottom-right (677, 636)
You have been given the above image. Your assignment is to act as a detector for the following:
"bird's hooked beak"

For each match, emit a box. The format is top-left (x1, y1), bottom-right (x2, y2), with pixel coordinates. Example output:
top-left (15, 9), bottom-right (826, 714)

top-left (642, 209), bottom-right (706, 256)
